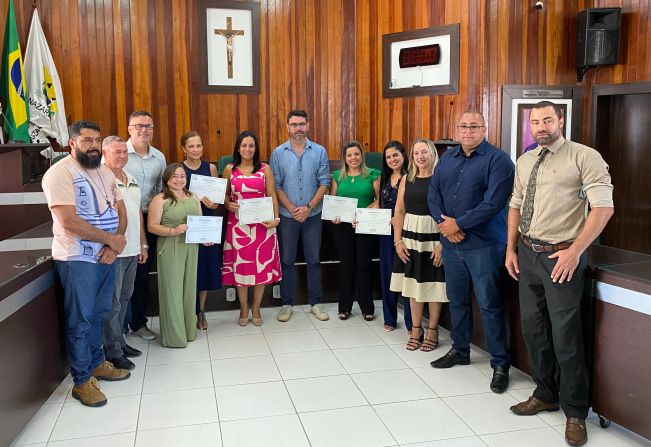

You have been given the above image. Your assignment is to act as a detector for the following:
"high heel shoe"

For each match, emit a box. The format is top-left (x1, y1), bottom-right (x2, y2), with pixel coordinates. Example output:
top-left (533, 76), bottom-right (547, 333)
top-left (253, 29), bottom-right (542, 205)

top-left (200, 310), bottom-right (208, 330)
top-left (420, 326), bottom-right (439, 352)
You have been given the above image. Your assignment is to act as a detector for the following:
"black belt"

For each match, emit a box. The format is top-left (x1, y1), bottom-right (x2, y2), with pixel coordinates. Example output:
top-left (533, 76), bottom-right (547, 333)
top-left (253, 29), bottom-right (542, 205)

top-left (520, 235), bottom-right (572, 253)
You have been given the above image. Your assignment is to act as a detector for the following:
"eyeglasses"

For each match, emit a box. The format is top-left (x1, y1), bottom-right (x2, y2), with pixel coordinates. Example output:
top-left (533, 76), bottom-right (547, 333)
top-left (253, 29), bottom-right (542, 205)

top-left (288, 122), bottom-right (307, 129)
top-left (456, 125), bottom-right (485, 133)
top-left (129, 124), bottom-right (155, 131)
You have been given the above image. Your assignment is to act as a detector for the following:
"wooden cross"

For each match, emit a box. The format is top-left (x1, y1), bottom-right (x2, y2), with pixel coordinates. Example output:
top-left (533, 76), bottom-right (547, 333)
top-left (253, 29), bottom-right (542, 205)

top-left (214, 17), bottom-right (245, 79)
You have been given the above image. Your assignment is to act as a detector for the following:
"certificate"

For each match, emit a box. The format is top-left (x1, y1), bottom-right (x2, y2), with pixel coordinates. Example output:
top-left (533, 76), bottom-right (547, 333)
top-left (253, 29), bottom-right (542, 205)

top-left (188, 174), bottom-right (227, 204)
top-left (321, 195), bottom-right (358, 223)
top-left (355, 208), bottom-right (392, 235)
top-left (185, 215), bottom-right (223, 244)
top-left (238, 197), bottom-right (274, 225)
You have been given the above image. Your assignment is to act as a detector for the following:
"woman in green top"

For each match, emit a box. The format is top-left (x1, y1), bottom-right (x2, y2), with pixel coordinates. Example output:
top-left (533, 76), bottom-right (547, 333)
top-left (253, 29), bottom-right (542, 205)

top-left (330, 141), bottom-right (381, 320)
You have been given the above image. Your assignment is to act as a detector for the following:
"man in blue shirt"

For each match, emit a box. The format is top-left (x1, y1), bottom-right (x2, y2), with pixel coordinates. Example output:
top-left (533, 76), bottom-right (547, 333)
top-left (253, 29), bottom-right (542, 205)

top-left (428, 110), bottom-right (515, 393)
top-left (270, 110), bottom-right (331, 322)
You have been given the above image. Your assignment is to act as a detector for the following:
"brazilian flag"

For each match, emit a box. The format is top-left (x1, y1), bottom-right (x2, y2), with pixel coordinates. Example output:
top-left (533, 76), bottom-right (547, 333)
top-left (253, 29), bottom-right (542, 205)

top-left (0, 0), bottom-right (29, 142)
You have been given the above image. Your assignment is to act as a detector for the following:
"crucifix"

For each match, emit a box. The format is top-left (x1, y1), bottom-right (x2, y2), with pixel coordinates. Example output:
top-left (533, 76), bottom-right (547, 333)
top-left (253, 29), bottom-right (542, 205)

top-left (215, 17), bottom-right (245, 79)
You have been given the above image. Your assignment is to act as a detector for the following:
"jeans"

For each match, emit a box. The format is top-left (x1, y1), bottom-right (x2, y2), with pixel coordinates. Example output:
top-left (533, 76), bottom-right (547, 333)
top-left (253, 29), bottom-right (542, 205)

top-left (278, 214), bottom-right (323, 306)
top-left (442, 245), bottom-right (509, 368)
top-left (103, 256), bottom-right (138, 358)
top-left (379, 234), bottom-right (412, 329)
top-left (127, 218), bottom-right (156, 331)
top-left (54, 260), bottom-right (115, 385)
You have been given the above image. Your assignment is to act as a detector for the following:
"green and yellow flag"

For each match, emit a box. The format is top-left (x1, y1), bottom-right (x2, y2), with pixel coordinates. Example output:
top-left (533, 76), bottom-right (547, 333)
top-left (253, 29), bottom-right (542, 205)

top-left (0, 0), bottom-right (30, 142)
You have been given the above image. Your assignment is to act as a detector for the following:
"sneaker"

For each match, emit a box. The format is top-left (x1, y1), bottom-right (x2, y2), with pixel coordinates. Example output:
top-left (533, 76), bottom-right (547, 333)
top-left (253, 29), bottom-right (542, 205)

top-left (134, 326), bottom-right (157, 341)
top-left (277, 305), bottom-right (293, 322)
top-left (92, 360), bottom-right (131, 381)
top-left (310, 304), bottom-right (330, 321)
top-left (71, 377), bottom-right (107, 407)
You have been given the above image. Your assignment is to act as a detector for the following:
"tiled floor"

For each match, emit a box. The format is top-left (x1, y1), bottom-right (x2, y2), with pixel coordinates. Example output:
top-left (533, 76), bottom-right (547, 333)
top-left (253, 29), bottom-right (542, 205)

top-left (12, 301), bottom-right (651, 447)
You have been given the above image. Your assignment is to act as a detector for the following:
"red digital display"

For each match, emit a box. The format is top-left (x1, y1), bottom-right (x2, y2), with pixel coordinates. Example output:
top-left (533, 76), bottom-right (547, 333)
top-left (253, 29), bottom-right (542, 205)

top-left (399, 44), bottom-right (441, 68)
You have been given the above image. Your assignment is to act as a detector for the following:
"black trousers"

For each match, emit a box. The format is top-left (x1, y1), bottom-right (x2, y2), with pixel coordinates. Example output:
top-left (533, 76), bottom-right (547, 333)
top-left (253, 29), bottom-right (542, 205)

top-left (518, 239), bottom-right (589, 419)
top-left (128, 212), bottom-right (157, 331)
top-left (331, 223), bottom-right (375, 315)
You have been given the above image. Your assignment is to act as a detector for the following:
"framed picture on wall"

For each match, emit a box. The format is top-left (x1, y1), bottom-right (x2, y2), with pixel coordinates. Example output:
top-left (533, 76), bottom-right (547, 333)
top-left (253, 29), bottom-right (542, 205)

top-left (382, 24), bottom-right (460, 98)
top-left (198, 0), bottom-right (260, 94)
top-left (501, 86), bottom-right (584, 163)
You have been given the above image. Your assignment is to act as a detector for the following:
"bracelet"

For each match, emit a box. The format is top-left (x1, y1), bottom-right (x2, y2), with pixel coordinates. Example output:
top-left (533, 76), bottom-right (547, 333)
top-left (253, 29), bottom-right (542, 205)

top-left (141, 244), bottom-right (149, 249)
top-left (394, 239), bottom-right (404, 246)
top-left (274, 217), bottom-right (280, 221)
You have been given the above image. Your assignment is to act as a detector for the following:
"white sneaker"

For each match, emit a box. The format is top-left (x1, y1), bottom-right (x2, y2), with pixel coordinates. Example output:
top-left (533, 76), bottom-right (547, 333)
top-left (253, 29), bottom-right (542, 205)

top-left (277, 305), bottom-right (293, 322)
top-left (311, 304), bottom-right (330, 321)
top-left (134, 326), bottom-right (157, 341)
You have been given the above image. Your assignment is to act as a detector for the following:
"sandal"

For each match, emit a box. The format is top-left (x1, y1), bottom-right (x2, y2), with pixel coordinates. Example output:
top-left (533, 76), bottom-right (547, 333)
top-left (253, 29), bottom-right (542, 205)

top-left (420, 326), bottom-right (439, 352)
top-left (200, 310), bottom-right (208, 330)
top-left (338, 312), bottom-right (350, 320)
top-left (406, 327), bottom-right (423, 351)
top-left (363, 314), bottom-right (375, 322)
top-left (383, 324), bottom-right (395, 332)
top-left (252, 315), bottom-right (263, 326)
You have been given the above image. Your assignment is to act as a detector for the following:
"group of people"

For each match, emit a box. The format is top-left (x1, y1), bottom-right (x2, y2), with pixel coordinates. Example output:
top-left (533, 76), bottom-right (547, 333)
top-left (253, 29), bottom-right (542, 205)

top-left (43, 102), bottom-right (613, 447)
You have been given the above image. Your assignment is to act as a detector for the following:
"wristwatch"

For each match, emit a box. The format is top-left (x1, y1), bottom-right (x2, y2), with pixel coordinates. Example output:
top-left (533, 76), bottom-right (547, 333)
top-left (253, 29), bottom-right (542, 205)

top-left (142, 244), bottom-right (149, 249)
top-left (306, 203), bottom-right (313, 210)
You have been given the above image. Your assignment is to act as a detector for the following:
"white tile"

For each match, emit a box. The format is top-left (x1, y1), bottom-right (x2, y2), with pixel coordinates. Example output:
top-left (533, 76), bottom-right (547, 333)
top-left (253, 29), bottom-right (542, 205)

top-left (299, 406), bottom-right (396, 447)
top-left (374, 399), bottom-right (473, 444)
top-left (414, 365), bottom-right (492, 397)
top-left (220, 414), bottom-right (309, 447)
top-left (138, 388), bottom-right (218, 430)
top-left (368, 323), bottom-right (413, 345)
top-left (262, 311), bottom-right (317, 333)
top-left (351, 369), bottom-right (436, 404)
top-left (273, 350), bottom-right (347, 379)
top-left (443, 393), bottom-right (547, 435)
top-left (204, 309), bottom-right (242, 320)
top-left (126, 343), bottom-right (149, 368)
top-left (333, 345), bottom-right (407, 373)
top-left (481, 427), bottom-right (566, 447)
top-left (265, 330), bottom-right (329, 354)
top-left (402, 437), bottom-right (487, 447)
top-left (387, 342), bottom-right (450, 368)
top-left (472, 362), bottom-right (536, 390)
top-left (208, 334), bottom-right (271, 359)
top-left (143, 360), bottom-right (214, 393)
top-left (50, 395), bottom-right (140, 441)
top-left (146, 337), bottom-right (210, 365)
top-left (551, 416), bottom-right (651, 447)
top-left (94, 366), bottom-right (145, 398)
top-left (211, 355), bottom-right (281, 386)
top-left (285, 375), bottom-right (367, 412)
top-left (319, 326), bottom-right (384, 349)
top-left (206, 319), bottom-right (263, 337)
top-left (136, 423), bottom-right (222, 447)
top-left (216, 381), bottom-right (295, 421)
top-left (45, 375), bottom-right (73, 404)
top-left (12, 403), bottom-right (62, 445)
top-left (308, 311), bottom-right (366, 328)
top-left (47, 432), bottom-right (136, 446)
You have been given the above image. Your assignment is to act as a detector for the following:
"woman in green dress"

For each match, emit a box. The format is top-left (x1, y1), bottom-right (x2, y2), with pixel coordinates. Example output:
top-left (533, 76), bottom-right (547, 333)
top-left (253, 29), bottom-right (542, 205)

top-left (147, 163), bottom-right (204, 348)
top-left (330, 141), bottom-right (381, 320)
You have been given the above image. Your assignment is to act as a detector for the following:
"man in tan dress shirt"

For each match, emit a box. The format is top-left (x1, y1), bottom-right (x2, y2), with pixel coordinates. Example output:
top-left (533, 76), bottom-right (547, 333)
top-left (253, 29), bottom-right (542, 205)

top-left (505, 101), bottom-right (614, 446)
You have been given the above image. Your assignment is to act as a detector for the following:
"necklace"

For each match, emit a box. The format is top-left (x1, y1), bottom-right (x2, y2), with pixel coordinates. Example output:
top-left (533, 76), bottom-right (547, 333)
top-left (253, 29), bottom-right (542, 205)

top-left (82, 167), bottom-right (115, 209)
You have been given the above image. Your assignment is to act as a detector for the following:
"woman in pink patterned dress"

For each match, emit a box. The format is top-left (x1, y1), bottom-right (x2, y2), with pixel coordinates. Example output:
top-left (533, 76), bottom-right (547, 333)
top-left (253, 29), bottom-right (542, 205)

top-left (222, 130), bottom-right (281, 326)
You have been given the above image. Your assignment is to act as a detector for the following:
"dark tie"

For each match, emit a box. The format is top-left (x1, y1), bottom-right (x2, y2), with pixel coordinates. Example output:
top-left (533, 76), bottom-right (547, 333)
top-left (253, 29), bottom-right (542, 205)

top-left (520, 148), bottom-right (549, 234)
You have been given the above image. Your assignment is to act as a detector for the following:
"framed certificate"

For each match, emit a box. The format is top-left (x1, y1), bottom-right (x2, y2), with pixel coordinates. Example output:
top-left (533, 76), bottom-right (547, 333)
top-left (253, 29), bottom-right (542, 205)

top-left (355, 208), bottom-right (392, 235)
top-left (238, 196), bottom-right (274, 225)
top-left (188, 174), bottom-right (227, 204)
top-left (321, 195), bottom-right (358, 223)
top-left (185, 216), bottom-right (223, 244)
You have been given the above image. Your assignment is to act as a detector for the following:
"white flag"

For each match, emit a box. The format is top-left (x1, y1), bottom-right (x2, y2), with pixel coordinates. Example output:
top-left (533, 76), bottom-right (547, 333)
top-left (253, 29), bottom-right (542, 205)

top-left (24, 9), bottom-right (68, 155)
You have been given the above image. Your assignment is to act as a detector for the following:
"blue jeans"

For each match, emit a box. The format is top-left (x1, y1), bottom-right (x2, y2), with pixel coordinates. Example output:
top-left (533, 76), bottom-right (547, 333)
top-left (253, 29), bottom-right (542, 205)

top-left (442, 245), bottom-right (509, 368)
top-left (103, 256), bottom-right (138, 358)
top-left (54, 260), bottom-right (116, 385)
top-left (379, 233), bottom-right (412, 329)
top-left (278, 214), bottom-right (323, 306)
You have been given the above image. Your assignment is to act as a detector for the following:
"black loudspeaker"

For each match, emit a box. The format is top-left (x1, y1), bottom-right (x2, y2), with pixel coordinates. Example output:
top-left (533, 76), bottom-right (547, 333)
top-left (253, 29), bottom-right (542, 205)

top-left (576, 7), bottom-right (621, 68)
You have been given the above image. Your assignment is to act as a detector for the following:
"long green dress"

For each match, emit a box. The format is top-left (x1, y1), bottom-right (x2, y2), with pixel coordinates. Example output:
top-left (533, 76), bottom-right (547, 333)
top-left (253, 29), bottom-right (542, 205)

top-left (158, 197), bottom-right (200, 347)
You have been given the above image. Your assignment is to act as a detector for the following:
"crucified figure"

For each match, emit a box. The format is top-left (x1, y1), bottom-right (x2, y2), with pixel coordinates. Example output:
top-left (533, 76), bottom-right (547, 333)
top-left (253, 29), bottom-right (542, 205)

top-left (215, 17), bottom-right (244, 78)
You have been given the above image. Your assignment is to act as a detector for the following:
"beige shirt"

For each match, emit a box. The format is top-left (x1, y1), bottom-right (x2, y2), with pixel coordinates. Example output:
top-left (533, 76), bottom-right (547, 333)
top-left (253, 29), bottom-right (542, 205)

top-left (509, 136), bottom-right (613, 244)
top-left (42, 155), bottom-right (123, 262)
top-left (115, 170), bottom-right (142, 258)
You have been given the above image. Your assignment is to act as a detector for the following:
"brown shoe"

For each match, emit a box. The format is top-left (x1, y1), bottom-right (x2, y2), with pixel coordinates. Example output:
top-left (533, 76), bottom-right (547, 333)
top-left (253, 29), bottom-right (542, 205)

top-left (510, 396), bottom-right (559, 415)
top-left (92, 360), bottom-right (131, 381)
top-left (565, 417), bottom-right (588, 446)
top-left (71, 377), bottom-right (107, 407)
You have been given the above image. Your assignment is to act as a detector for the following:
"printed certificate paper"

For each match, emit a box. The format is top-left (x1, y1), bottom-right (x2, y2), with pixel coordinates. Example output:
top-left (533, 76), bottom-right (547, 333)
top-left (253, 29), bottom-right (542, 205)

top-left (355, 208), bottom-right (392, 235)
top-left (321, 195), bottom-right (358, 223)
top-left (238, 197), bottom-right (274, 225)
top-left (185, 216), bottom-right (223, 244)
top-left (188, 174), bottom-right (227, 204)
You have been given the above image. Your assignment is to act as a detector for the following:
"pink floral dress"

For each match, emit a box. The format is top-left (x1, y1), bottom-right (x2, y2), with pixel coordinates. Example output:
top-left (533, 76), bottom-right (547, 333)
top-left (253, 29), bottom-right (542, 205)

top-left (222, 163), bottom-right (281, 286)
